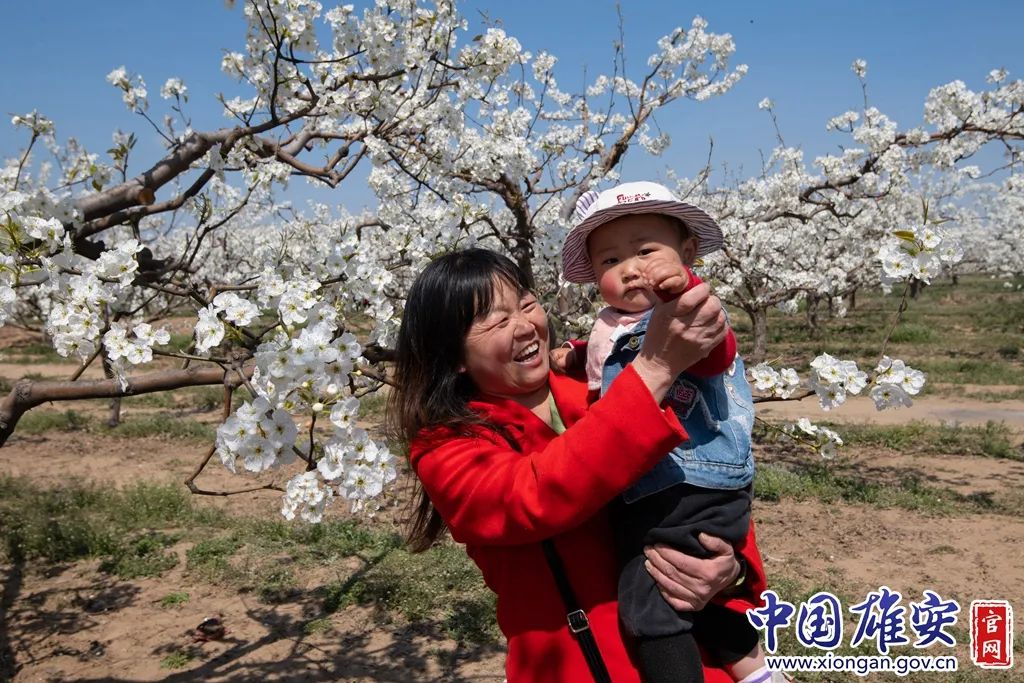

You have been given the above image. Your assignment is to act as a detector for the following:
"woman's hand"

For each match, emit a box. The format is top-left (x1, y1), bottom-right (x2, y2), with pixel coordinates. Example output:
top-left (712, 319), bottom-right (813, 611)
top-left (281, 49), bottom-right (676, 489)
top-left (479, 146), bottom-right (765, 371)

top-left (630, 282), bottom-right (727, 400)
top-left (644, 533), bottom-right (741, 612)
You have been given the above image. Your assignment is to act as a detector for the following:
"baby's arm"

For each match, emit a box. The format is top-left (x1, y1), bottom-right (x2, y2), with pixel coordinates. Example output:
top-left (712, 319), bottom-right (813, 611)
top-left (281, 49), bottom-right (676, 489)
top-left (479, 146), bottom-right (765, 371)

top-left (645, 263), bottom-right (737, 377)
top-left (685, 268), bottom-right (736, 376)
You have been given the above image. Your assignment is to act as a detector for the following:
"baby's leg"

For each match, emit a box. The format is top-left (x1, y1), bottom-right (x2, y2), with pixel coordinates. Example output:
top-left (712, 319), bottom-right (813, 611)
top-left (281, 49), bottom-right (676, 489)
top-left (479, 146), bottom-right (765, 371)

top-left (729, 644), bottom-right (770, 682)
top-left (614, 488), bottom-right (708, 681)
top-left (615, 499), bottom-right (704, 639)
top-left (635, 631), bottom-right (704, 683)
top-left (693, 603), bottom-right (761, 680)
top-left (615, 485), bottom-right (755, 681)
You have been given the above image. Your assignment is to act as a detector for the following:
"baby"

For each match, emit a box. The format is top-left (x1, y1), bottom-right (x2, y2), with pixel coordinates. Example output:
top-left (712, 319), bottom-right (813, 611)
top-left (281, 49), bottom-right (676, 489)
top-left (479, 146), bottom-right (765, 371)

top-left (561, 181), bottom-right (782, 683)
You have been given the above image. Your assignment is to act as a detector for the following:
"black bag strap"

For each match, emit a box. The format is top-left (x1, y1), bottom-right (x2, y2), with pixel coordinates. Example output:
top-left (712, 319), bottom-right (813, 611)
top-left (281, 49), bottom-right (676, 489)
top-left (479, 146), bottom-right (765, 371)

top-left (492, 425), bottom-right (612, 682)
top-left (541, 539), bottom-right (613, 683)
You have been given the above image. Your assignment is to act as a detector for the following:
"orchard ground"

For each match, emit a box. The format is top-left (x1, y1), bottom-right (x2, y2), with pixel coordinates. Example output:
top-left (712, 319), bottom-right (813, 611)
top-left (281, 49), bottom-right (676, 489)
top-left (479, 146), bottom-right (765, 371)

top-left (1, 276), bottom-right (1022, 682)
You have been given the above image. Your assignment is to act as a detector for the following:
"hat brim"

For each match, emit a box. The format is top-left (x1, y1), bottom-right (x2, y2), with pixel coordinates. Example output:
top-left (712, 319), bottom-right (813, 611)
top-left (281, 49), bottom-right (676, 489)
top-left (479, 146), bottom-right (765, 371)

top-left (561, 200), bottom-right (723, 284)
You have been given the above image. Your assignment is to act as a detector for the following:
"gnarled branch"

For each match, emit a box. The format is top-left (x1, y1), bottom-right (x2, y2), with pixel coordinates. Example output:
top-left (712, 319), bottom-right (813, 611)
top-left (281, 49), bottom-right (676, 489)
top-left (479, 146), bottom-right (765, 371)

top-left (0, 365), bottom-right (250, 447)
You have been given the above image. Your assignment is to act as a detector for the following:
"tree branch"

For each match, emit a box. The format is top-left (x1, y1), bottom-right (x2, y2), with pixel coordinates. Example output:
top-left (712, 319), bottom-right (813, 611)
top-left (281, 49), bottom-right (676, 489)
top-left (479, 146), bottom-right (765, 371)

top-left (0, 365), bottom-right (251, 447)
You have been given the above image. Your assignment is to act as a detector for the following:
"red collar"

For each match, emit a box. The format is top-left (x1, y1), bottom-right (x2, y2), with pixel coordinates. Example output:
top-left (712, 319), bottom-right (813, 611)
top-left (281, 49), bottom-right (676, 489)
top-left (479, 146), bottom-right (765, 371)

top-left (410, 369), bottom-right (591, 468)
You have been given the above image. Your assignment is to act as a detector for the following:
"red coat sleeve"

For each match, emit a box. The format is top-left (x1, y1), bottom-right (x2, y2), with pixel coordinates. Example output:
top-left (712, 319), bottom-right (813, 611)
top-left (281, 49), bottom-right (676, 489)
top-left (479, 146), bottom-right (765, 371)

top-left (683, 268), bottom-right (737, 377)
top-left (410, 365), bottom-right (688, 546)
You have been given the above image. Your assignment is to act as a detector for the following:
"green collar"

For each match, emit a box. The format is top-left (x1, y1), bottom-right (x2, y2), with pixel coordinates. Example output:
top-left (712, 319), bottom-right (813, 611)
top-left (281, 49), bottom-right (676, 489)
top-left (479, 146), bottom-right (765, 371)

top-left (547, 391), bottom-right (566, 435)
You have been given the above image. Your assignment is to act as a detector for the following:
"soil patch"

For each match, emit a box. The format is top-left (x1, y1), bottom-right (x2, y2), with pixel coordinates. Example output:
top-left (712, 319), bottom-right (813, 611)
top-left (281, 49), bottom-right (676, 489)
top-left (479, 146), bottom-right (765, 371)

top-left (757, 392), bottom-right (1024, 435)
top-left (4, 427), bottom-right (1024, 681)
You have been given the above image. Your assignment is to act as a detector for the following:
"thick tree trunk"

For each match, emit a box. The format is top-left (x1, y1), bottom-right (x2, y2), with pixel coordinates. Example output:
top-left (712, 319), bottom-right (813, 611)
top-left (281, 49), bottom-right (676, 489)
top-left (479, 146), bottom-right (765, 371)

top-left (511, 238), bottom-right (535, 290)
top-left (745, 307), bottom-right (769, 361)
top-left (805, 295), bottom-right (821, 334)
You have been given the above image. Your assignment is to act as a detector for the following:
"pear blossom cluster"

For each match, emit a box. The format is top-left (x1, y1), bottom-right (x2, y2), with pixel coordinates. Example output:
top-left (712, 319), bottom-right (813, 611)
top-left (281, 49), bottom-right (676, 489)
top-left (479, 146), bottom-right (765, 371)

top-left (259, 276), bottom-right (322, 327)
top-left (10, 110), bottom-right (55, 136)
top-left (217, 396), bottom-right (298, 474)
top-left (194, 291), bottom-right (261, 353)
top-left (0, 270), bottom-right (13, 323)
top-left (749, 363), bottom-right (801, 399)
top-left (785, 418), bottom-right (845, 459)
top-left (808, 353), bottom-right (869, 411)
top-left (11, 231), bottom-right (145, 363)
top-left (869, 356), bottom-right (926, 409)
top-left (281, 471), bottom-right (334, 523)
top-left (214, 312), bottom-right (398, 518)
top-left (749, 353), bottom-right (924, 457)
top-left (102, 322), bottom-right (171, 387)
top-left (750, 354), bottom-right (927, 413)
top-left (159, 77), bottom-right (188, 101)
top-left (106, 66), bottom-right (148, 112)
top-left (878, 223), bottom-right (965, 287)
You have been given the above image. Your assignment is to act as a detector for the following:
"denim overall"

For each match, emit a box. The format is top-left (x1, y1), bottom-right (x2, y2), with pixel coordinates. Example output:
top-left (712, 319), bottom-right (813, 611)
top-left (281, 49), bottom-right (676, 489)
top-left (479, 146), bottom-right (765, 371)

top-left (604, 310), bottom-right (759, 651)
top-left (600, 310), bottom-right (756, 503)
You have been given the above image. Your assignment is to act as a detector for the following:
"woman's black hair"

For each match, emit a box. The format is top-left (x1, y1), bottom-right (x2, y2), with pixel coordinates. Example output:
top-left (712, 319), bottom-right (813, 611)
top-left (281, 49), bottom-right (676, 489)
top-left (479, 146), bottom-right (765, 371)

top-left (388, 248), bottom-right (532, 551)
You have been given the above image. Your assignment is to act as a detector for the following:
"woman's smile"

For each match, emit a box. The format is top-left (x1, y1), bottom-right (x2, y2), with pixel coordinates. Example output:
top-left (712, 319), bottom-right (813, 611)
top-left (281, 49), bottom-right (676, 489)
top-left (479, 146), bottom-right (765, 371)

top-left (513, 341), bottom-right (541, 364)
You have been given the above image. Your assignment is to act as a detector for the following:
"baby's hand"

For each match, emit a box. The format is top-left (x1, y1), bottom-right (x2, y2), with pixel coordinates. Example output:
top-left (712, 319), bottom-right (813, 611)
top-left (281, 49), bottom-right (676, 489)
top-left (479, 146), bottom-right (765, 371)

top-left (549, 345), bottom-right (577, 374)
top-left (642, 258), bottom-right (690, 302)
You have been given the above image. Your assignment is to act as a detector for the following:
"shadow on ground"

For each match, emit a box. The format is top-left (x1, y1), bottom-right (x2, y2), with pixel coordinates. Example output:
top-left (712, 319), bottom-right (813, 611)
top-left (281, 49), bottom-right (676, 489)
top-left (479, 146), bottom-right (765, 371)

top-left (0, 561), bottom-right (504, 682)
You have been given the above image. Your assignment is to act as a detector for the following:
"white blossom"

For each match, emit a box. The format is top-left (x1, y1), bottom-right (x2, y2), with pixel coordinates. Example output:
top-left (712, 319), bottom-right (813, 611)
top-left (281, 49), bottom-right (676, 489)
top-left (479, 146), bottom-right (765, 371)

top-left (160, 77), bottom-right (188, 100)
top-left (281, 471), bottom-right (333, 523)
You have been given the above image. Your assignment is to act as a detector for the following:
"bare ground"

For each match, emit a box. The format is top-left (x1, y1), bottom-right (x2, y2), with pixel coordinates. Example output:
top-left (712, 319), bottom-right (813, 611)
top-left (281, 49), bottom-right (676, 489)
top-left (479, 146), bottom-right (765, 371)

top-left (4, 426), bottom-right (1024, 681)
top-left (756, 392), bottom-right (1024, 434)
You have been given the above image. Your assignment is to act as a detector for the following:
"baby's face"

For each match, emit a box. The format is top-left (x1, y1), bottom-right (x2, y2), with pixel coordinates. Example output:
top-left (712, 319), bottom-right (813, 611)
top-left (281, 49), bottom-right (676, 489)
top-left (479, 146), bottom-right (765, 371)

top-left (587, 214), bottom-right (696, 313)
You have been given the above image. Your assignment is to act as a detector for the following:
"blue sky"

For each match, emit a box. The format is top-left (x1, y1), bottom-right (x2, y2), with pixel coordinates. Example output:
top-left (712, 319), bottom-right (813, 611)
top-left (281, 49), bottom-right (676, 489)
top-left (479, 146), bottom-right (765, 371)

top-left (3, 1), bottom-right (1021, 211)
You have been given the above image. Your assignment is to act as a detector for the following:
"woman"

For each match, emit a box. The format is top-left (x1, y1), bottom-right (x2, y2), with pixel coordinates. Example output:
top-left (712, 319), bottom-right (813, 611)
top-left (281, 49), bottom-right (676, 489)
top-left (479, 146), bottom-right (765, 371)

top-left (388, 249), bottom-right (766, 682)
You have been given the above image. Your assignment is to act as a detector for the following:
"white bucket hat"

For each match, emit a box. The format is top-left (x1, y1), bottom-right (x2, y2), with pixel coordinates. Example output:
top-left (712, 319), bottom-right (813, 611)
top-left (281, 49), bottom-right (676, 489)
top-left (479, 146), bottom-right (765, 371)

top-left (560, 181), bottom-right (723, 283)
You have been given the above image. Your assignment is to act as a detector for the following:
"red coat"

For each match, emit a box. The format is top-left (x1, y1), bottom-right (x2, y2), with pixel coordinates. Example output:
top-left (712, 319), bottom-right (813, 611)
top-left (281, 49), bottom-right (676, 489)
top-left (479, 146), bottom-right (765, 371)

top-left (410, 365), bottom-right (766, 682)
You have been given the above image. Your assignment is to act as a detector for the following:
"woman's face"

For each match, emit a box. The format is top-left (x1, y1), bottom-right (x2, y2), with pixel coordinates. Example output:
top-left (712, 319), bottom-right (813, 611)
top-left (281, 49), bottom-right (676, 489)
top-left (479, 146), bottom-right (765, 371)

top-left (461, 278), bottom-right (550, 402)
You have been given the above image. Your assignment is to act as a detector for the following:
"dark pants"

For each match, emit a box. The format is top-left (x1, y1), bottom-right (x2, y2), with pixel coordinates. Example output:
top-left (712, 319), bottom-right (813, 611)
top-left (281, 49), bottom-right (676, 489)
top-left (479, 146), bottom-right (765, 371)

top-left (613, 483), bottom-right (757, 682)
